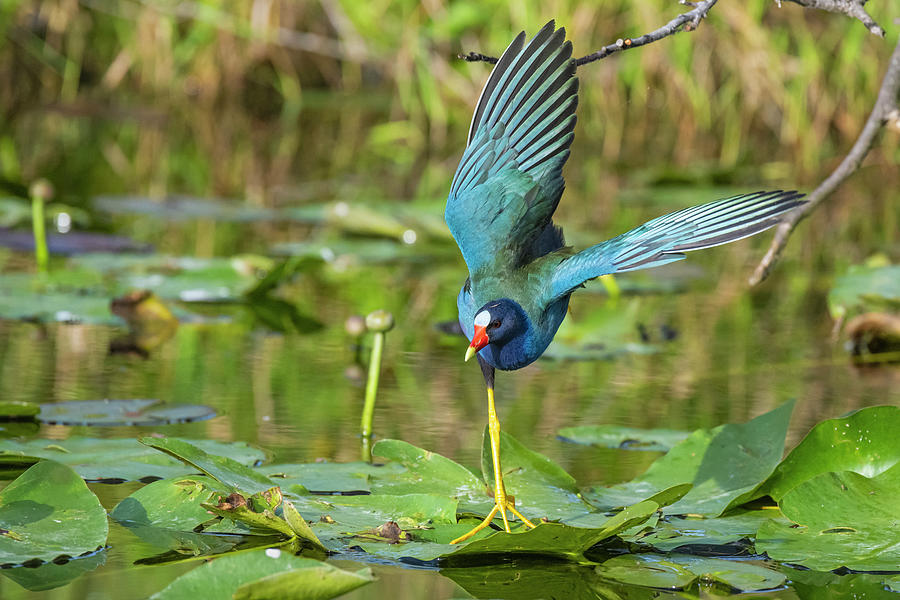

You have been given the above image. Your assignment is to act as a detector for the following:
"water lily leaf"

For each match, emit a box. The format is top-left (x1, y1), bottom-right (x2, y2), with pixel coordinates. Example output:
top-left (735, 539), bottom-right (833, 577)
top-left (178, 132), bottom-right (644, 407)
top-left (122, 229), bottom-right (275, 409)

top-left (543, 302), bottom-right (660, 361)
top-left (756, 468), bottom-right (900, 571)
top-left (760, 405), bottom-right (900, 501)
top-left (291, 493), bottom-right (458, 532)
top-left (371, 439), bottom-right (484, 501)
top-left (563, 499), bottom-right (661, 532)
top-left (788, 567), bottom-right (900, 599)
top-left (558, 424), bottom-right (690, 452)
top-left (444, 520), bottom-right (651, 563)
top-left (631, 508), bottom-right (787, 551)
top-left (586, 401), bottom-right (794, 515)
top-left (150, 548), bottom-right (373, 600)
top-left (828, 264), bottom-right (900, 320)
top-left (262, 461), bottom-right (403, 493)
top-left (111, 476), bottom-right (233, 530)
top-left (0, 460), bottom-right (107, 565)
top-left (0, 271), bottom-right (116, 324)
top-left (38, 398), bottom-right (214, 426)
top-left (93, 194), bottom-right (280, 222)
top-left (0, 437), bottom-right (265, 482)
top-left (0, 401), bottom-right (39, 419)
top-left (0, 549), bottom-right (106, 591)
top-left (140, 437), bottom-right (274, 493)
top-left (481, 429), bottom-right (588, 521)
top-left (598, 554), bottom-right (786, 591)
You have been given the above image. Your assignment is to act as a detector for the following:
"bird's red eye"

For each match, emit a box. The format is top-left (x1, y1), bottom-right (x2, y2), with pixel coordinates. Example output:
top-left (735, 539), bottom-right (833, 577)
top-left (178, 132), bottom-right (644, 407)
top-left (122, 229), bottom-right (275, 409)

top-left (489, 320), bottom-right (501, 329)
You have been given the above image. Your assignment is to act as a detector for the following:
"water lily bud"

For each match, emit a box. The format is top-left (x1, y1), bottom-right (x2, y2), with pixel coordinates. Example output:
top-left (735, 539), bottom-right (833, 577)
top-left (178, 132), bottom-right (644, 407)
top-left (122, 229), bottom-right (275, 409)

top-left (365, 310), bottom-right (394, 333)
top-left (29, 179), bottom-right (54, 200)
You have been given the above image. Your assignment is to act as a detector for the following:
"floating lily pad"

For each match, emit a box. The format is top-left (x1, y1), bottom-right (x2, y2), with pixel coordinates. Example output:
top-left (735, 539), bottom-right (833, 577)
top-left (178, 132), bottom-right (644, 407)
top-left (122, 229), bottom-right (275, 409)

top-left (630, 508), bottom-right (787, 552)
top-left (38, 399), bottom-right (215, 426)
top-left (756, 468), bottom-right (900, 571)
top-left (442, 562), bottom-right (628, 600)
top-left (0, 549), bottom-right (106, 592)
top-left (788, 567), bottom-right (900, 599)
top-left (0, 271), bottom-right (116, 324)
top-left (0, 460), bottom-right (108, 565)
top-left (371, 439), bottom-right (485, 502)
top-left (586, 401), bottom-right (794, 515)
top-left (112, 476), bottom-right (234, 531)
top-left (760, 405), bottom-right (900, 501)
top-left (140, 437), bottom-right (275, 494)
top-left (262, 461), bottom-right (400, 494)
top-left (543, 302), bottom-right (660, 361)
top-left (292, 493), bottom-right (458, 533)
top-left (0, 401), bottom-right (39, 419)
top-left (93, 194), bottom-right (279, 222)
top-left (0, 437), bottom-right (265, 482)
top-left (828, 264), bottom-right (900, 320)
top-left (558, 424), bottom-right (690, 452)
top-left (149, 548), bottom-right (373, 600)
top-left (597, 554), bottom-right (786, 591)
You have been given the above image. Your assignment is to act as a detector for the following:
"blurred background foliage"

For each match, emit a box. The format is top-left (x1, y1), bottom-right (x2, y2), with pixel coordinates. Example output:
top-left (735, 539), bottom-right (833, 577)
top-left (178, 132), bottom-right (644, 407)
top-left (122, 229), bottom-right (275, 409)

top-left (1, 0), bottom-right (897, 225)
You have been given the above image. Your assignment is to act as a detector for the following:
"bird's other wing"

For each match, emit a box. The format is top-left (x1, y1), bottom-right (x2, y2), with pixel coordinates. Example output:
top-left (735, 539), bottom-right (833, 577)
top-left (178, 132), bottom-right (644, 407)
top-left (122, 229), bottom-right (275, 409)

top-left (547, 190), bottom-right (806, 301)
top-left (444, 20), bottom-right (578, 275)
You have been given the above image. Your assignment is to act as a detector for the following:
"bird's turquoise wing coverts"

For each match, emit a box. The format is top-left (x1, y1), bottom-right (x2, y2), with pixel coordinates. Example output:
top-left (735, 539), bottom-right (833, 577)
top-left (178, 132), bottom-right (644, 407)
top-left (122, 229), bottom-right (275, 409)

top-left (444, 21), bottom-right (578, 275)
top-left (548, 190), bottom-right (806, 301)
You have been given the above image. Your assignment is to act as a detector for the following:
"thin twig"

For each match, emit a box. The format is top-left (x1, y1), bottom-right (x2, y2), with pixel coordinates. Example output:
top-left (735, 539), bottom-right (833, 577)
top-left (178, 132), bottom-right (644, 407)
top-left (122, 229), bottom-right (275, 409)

top-left (458, 0), bottom-right (719, 66)
top-left (749, 36), bottom-right (900, 286)
top-left (781, 0), bottom-right (886, 37)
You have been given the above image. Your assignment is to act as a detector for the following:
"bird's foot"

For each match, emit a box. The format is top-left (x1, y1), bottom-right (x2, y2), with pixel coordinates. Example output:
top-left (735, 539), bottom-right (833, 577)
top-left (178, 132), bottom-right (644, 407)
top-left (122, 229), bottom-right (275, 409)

top-left (450, 493), bottom-right (536, 544)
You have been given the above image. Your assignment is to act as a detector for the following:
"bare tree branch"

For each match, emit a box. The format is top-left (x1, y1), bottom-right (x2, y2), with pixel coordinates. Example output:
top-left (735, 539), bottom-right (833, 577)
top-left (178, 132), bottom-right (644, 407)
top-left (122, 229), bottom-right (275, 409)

top-left (749, 36), bottom-right (900, 286)
top-left (780, 0), bottom-right (886, 37)
top-left (458, 0), bottom-right (719, 67)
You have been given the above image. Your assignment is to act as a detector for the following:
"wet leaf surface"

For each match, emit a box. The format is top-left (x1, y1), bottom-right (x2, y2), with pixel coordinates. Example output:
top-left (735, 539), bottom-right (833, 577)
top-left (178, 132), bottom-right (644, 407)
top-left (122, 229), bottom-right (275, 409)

top-left (828, 264), bottom-right (900, 319)
top-left (558, 424), bottom-right (690, 452)
top-left (149, 547), bottom-right (373, 600)
top-left (598, 554), bottom-right (786, 591)
top-left (38, 398), bottom-right (215, 426)
top-left (0, 437), bottom-right (264, 482)
top-left (760, 405), bottom-right (900, 501)
top-left (140, 437), bottom-right (275, 493)
top-left (756, 467), bottom-right (900, 571)
top-left (586, 401), bottom-right (794, 515)
top-left (0, 461), bottom-right (108, 565)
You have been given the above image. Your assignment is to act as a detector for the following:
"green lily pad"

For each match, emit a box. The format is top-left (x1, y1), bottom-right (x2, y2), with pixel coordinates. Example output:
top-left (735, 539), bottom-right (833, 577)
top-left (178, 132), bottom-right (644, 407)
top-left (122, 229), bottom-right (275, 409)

top-left (788, 567), bottom-right (900, 599)
top-left (587, 401), bottom-right (794, 516)
top-left (760, 405), bottom-right (900, 501)
top-left (262, 461), bottom-right (403, 493)
top-left (140, 437), bottom-right (274, 493)
top-left (0, 437), bottom-right (265, 482)
top-left (631, 508), bottom-right (788, 551)
top-left (828, 264), bottom-right (900, 320)
top-left (0, 271), bottom-right (117, 324)
top-left (149, 548), bottom-right (373, 600)
top-left (543, 302), bottom-right (660, 361)
top-left (93, 194), bottom-right (280, 222)
top-left (111, 476), bottom-right (233, 531)
top-left (756, 468), bottom-right (900, 571)
top-left (38, 399), bottom-right (215, 426)
top-left (0, 549), bottom-right (106, 592)
top-left (598, 554), bottom-right (786, 591)
top-left (480, 429), bottom-right (588, 521)
top-left (292, 493), bottom-right (458, 533)
top-left (558, 424), bottom-right (690, 452)
top-left (0, 460), bottom-right (108, 565)
top-left (371, 438), bottom-right (485, 501)
top-left (0, 401), bottom-right (39, 419)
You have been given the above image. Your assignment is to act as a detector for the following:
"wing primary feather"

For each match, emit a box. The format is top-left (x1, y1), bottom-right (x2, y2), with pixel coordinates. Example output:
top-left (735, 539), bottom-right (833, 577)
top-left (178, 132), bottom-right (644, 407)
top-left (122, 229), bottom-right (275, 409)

top-left (467, 32), bottom-right (526, 145)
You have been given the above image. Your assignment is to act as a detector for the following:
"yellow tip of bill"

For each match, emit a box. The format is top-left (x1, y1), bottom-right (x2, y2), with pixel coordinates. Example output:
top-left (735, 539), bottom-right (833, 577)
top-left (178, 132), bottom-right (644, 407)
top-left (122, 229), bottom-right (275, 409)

top-left (464, 345), bottom-right (477, 362)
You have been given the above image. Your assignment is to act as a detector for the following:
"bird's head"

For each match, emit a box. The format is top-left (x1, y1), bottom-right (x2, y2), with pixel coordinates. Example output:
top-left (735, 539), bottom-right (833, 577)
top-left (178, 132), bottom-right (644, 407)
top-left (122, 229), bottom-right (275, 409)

top-left (464, 299), bottom-right (528, 362)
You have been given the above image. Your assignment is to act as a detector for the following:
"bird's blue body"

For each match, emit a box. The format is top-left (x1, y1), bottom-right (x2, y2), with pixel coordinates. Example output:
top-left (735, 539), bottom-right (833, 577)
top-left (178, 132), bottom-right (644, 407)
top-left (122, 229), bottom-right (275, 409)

top-left (446, 22), bottom-right (805, 371)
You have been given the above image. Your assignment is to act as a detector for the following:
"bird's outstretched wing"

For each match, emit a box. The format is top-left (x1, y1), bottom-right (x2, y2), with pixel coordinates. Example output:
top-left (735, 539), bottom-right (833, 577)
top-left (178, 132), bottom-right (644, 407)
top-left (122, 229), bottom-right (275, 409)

top-left (547, 190), bottom-right (806, 301)
top-left (445, 21), bottom-right (578, 275)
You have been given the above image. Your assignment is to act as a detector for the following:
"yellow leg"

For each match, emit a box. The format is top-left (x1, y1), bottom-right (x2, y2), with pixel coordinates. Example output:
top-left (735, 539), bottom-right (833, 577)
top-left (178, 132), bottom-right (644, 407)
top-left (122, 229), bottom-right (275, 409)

top-left (450, 385), bottom-right (535, 544)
